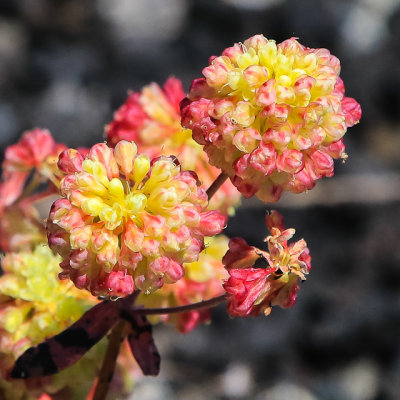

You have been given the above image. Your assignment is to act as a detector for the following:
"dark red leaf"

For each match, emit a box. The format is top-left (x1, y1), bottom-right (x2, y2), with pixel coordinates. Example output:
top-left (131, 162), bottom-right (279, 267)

top-left (120, 310), bottom-right (160, 376)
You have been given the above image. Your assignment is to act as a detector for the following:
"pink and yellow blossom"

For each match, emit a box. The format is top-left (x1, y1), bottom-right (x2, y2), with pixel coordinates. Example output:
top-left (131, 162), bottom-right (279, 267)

top-left (106, 77), bottom-right (241, 215)
top-left (0, 245), bottom-right (96, 399)
top-left (223, 210), bottom-right (311, 317)
top-left (47, 141), bottom-right (226, 296)
top-left (0, 129), bottom-right (66, 216)
top-left (181, 35), bottom-right (361, 202)
top-left (0, 244), bottom-right (135, 400)
top-left (138, 235), bottom-right (228, 333)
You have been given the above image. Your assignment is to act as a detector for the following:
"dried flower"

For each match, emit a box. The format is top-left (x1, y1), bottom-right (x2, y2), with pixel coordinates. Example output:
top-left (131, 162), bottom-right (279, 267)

top-left (181, 35), bottom-right (361, 202)
top-left (138, 235), bottom-right (228, 333)
top-left (223, 210), bottom-right (311, 317)
top-left (47, 141), bottom-right (226, 296)
top-left (106, 77), bottom-right (241, 214)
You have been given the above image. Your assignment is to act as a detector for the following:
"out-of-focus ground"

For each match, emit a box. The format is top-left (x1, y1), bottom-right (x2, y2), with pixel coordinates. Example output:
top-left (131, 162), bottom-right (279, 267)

top-left (0, 0), bottom-right (399, 399)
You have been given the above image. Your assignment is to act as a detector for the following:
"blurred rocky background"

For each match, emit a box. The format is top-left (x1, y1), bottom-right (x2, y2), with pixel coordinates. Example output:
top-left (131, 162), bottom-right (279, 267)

top-left (0, 0), bottom-right (399, 399)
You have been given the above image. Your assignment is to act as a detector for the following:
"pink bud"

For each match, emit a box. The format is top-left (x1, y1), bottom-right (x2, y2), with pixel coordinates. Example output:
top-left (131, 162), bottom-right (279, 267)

top-left (341, 96), bottom-right (362, 127)
top-left (222, 43), bottom-right (243, 64)
top-left (165, 259), bottom-right (184, 283)
top-left (255, 79), bottom-right (276, 107)
top-left (323, 139), bottom-right (345, 158)
top-left (196, 211), bottom-right (226, 236)
top-left (276, 149), bottom-right (303, 174)
top-left (88, 143), bottom-right (119, 179)
top-left (203, 58), bottom-right (230, 87)
top-left (232, 176), bottom-right (259, 198)
top-left (309, 150), bottom-right (334, 178)
top-left (104, 270), bottom-right (134, 296)
top-left (249, 143), bottom-right (276, 175)
top-left (222, 237), bottom-right (260, 269)
top-left (58, 148), bottom-right (84, 174)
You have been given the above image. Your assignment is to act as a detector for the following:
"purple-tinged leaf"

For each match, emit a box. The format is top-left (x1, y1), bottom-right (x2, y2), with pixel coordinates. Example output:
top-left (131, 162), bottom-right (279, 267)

top-left (11, 299), bottom-right (121, 378)
top-left (120, 310), bottom-right (160, 376)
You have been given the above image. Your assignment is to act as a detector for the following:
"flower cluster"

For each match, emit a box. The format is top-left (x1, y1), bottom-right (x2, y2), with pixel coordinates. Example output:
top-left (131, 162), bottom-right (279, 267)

top-left (223, 210), bottom-right (311, 317)
top-left (47, 141), bottom-right (226, 296)
top-left (181, 35), bottom-right (361, 202)
top-left (0, 245), bottom-right (135, 400)
top-left (0, 129), bottom-right (66, 215)
top-left (0, 245), bottom-right (92, 398)
top-left (0, 32), bottom-right (362, 400)
top-left (138, 235), bottom-right (228, 333)
top-left (106, 77), bottom-right (241, 215)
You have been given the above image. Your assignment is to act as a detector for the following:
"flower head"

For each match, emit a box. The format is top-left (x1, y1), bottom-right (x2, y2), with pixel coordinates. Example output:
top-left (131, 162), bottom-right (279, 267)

top-left (47, 141), bottom-right (226, 296)
top-left (0, 245), bottom-right (95, 396)
top-left (0, 129), bottom-right (66, 215)
top-left (0, 244), bottom-right (134, 399)
top-left (106, 77), bottom-right (241, 215)
top-left (223, 210), bottom-right (311, 317)
top-left (181, 35), bottom-right (361, 202)
top-left (138, 235), bottom-right (228, 333)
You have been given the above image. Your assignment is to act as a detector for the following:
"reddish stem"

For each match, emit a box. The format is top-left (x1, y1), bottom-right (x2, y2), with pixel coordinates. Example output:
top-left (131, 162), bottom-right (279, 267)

top-left (125, 294), bottom-right (227, 315)
top-left (92, 291), bottom-right (139, 400)
top-left (206, 172), bottom-right (228, 200)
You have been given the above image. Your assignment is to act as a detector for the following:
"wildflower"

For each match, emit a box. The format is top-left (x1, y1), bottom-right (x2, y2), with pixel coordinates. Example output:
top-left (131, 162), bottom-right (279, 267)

top-left (106, 77), bottom-right (241, 215)
top-left (0, 245), bottom-right (94, 397)
top-left (0, 244), bottom-right (134, 399)
top-left (181, 35), bottom-right (361, 202)
top-left (223, 210), bottom-right (311, 317)
top-left (138, 235), bottom-right (229, 333)
top-left (0, 129), bottom-right (66, 215)
top-left (47, 141), bottom-right (226, 296)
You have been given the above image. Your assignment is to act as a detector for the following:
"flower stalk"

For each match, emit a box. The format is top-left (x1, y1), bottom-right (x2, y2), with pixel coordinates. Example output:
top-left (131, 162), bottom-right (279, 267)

top-left (92, 320), bottom-right (130, 400)
top-left (206, 172), bottom-right (229, 201)
top-left (92, 292), bottom-right (226, 400)
top-left (127, 294), bottom-right (227, 315)
top-left (92, 291), bottom-right (140, 400)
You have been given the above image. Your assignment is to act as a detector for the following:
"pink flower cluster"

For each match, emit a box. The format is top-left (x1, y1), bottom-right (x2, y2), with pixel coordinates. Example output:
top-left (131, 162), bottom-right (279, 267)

top-left (223, 210), bottom-right (311, 317)
top-left (181, 35), bottom-right (361, 202)
top-left (0, 129), bottom-right (65, 215)
top-left (105, 77), bottom-right (241, 215)
top-left (47, 141), bottom-right (226, 297)
top-left (138, 235), bottom-right (228, 333)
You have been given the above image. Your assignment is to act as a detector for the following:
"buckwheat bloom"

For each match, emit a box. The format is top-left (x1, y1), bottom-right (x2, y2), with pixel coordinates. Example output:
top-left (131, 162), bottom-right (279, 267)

top-left (181, 35), bottom-right (361, 202)
top-left (138, 235), bottom-right (228, 333)
top-left (223, 210), bottom-right (311, 317)
top-left (0, 245), bottom-right (95, 398)
top-left (106, 77), bottom-right (241, 215)
top-left (0, 244), bottom-right (134, 399)
top-left (0, 129), bottom-right (66, 215)
top-left (47, 141), bottom-right (226, 296)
